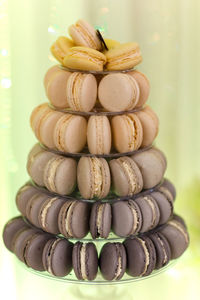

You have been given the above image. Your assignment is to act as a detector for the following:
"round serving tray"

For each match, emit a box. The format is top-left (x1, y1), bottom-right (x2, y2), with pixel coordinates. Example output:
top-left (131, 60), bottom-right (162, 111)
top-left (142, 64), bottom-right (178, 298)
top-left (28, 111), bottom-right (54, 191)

top-left (60, 65), bottom-right (135, 75)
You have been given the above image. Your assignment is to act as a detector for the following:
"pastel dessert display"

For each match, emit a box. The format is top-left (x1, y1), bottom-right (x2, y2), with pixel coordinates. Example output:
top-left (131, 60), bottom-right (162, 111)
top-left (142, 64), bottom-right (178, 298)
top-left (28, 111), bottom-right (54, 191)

top-left (3, 19), bottom-right (189, 283)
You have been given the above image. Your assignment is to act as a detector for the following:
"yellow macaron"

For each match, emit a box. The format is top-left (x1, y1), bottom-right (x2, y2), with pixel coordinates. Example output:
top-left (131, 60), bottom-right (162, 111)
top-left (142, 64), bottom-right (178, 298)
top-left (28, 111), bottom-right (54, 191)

top-left (51, 36), bottom-right (75, 64)
top-left (105, 42), bottom-right (142, 71)
top-left (63, 46), bottom-right (106, 71)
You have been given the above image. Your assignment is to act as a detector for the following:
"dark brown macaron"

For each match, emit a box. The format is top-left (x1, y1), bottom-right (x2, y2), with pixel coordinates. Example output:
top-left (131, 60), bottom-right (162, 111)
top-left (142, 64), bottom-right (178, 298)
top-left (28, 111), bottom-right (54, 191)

top-left (90, 202), bottom-right (111, 239)
top-left (135, 195), bottom-right (160, 233)
top-left (148, 232), bottom-right (171, 269)
top-left (25, 193), bottom-right (50, 228)
top-left (16, 184), bottom-right (37, 216)
top-left (58, 200), bottom-right (91, 239)
top-left (159, 217), bottom-right (189, 259)
top-left (99, 242), bottom-right (127, 280)
top-left (72, 242), bottom-right (98, 280)
top-left (124, 235), bottom-right (156, 277)
top-left (42, 237), bottom-right (73, 277)
top-left (38, 196), bottom-right (65, 234)
top-left (112, 200), bottom-right (142, 237)
top-left (3, 216), bottom-right (29, 252)
top-left (23, 232), bottom-right (52, 271)
top-left (159, 178), bottom-right (176, 201)
top-left (151, 191), bottom-right (173, 225)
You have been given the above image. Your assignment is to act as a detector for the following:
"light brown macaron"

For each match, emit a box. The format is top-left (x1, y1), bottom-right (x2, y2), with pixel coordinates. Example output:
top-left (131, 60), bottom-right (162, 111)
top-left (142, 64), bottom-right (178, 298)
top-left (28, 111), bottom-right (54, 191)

top-left (66, 72), bottom-right (97, 112)
top-left (30, 103), bottom-right (51, 139)
top-left (50, 36), bottom-right (75, 64)
top-left (111, 113), bottom-right (143, 153)
top-left (135, 105), bottom-right (159, 147)
top-left (77, 157), bottom-right (111, 199)
top-left (129, 70), bottom-right (150, 108)
top-left (45, 69), bottom-right (71, 109)
top-left (53, 114), bottom-right (87, 153)
top-left (87, 115), bottom-right (112, 154)
top-left (43, 65), bottom-right (61, 87)
top-left (43, 155), bottom-right (77, 195)
top-left (109, 156), bottom-right (143, 196)
top-left (98, 73), bottom-right (140, 112)
top-left (131, 147), bottom-right (167, 189)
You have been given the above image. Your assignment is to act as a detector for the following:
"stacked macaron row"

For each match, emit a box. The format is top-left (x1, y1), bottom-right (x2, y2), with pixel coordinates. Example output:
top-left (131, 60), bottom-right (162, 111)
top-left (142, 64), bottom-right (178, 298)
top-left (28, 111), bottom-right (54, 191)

top-left (3, 214), bottom-right (189, 280)
top-left (15, 178), bottom-right (175, 239)
top-left (2, 19), bottom-right (190, 282)
top-left (27, 143), bottom-right (166, 199)
top-left (44, 65), bottom-right (150, 113)
top-left (30, 103), bottom-right (158, 154)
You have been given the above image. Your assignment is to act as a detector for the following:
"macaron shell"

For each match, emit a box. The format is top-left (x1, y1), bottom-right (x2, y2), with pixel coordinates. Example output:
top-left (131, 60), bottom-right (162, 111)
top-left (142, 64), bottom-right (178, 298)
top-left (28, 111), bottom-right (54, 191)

top-left (66, 72), bottom-right (97, 112)
top-left (135, 106), bottom-right (159, 147)
top-left (39, 111), bottom-right (65, 148)
top-left (109, 156), bottom-right (143, 196)
top-left (112, 200), bottom-right (142, 237)
top-left (135, 196), bottom-right (160, 233)
top-left (105, 42), bottom-right (142, 71)
top-left (46, 70), bottom-right (71, 108)
top-left (16, 185), bottom-right (37, 216)
top-left (38, 197), bottom-right (65, 234)
top-left (43, 65), bottom-right (61, 88)
top-left (90, 202), bottom-right (111, 239)
top-left (160, 178), bottom-right (176, 200)
top-left (3, 217), bottom-right (28, 252)
top-left (26, 194), bottom-right (50, 228)
top-left (129, 70), bottom-right (150, 108)
top-left (27, 146), bottom-right (55, 186)
top-left (98, 73), bottom-right (140, 112)
top-left (69, 19), bottom-right (102, 50)
top-left (132, 148), bottom-right (166, 189)
top-left (43, 156), bottom-right (77, 195)
top-left (63, 47), bottom-right (106, 72)
top-left (54, 114), bottom-right (87, 153)
top-left (151, 191), bottom-right (173, 225)
top-left (149, 232), bottom-right (171, 269)
top-left (140, 236), bottom-right (156, 276)
top-left (30, 103), bottom-right (51, 137)
top-left (99, 243), bottom-right (127, 280)
top-left (24, 233), bottom-right (51, 271)
top-left (51, 36), bottom-right (75, 64)
top-left (111, 113), bottom-right (143, 152)
top-left (159, 219), bottom-right (189, 259)
top-left (87, 115), bottom-right (111, 154)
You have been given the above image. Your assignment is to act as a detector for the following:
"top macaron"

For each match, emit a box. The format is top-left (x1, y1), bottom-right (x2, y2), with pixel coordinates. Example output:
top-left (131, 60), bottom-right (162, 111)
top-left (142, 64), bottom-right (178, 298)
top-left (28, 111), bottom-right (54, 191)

top-left (50, 19), bottom-right (142, 72)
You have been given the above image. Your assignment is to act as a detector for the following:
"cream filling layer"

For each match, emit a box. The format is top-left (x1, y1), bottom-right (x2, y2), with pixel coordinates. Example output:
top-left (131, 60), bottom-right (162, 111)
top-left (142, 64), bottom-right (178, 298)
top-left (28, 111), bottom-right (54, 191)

top-left (122, 161), bottom-right (137, 194)
top-left (129, 203), bottom-right (139, 234)
top-left (80, 244), bottom-right (88, 280)
top-left (114, 256), bottom-right (122, 280)
top-left (143, 196), bottom-right (156, 228)
top-left (47, 239), bottom-right (61, 275)
top-left (125, 115), bottom-right (137, 150)
top-left (46, 157), bottom-right (64, 192)
top-left (137, 238), bottom-right (150, 276)
top-left (65, 202), bottom-right (76, 237)
top-left (168, 220), bottom-right (189, 243)
top-left (40, 197), bottom-right (58, 229)
top-left (97, 204), bottom-right (104, 235)
top-left (157, 236), bottom-right (168, 264)
top-left (91, 158), bottom-right (103, 197)
top-left (57, 115), bottom-right (73, 151)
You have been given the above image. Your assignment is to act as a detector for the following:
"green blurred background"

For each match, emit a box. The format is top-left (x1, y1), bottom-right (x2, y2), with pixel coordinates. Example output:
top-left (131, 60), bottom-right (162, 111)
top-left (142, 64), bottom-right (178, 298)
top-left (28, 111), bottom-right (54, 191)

top-left (0, 0), bottom-right (200, 299)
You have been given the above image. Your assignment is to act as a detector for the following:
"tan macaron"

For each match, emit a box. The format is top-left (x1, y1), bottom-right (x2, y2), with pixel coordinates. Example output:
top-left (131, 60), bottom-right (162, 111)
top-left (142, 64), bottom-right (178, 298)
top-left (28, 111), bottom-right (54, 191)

top-left (129, 70), bottom-right (150, 107)
top-left (111, 113), bottom-right (143, 153)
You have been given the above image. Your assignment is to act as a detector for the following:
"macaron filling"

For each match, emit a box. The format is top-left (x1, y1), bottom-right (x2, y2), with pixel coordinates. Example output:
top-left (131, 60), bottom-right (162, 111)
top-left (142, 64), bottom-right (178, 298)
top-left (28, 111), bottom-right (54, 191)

top-left (40, 197), bottom-right (58, 229)
top-left (121, 160), bottom-right (138, 194)
top-left (67, 73), bottom-right (83, 111)
top-left (143, 196), bottom-right (157, 229)
top-left (64, 202), bottom-right (76, 237)
top-left (96, 204), bottom-right (104, 235)
top-left (137, 238), bottom-right (150, 276)
top-left (128, 202), bottom-right (139, 234)
top-left (107, 50), bottom-right (141, 67)
top-left (80, 243), bottom-right (88, 280)
top-left (47, 239), bottom-right (61, 275)
top-left (157, 235), bottom-right (168, 265)
top-left (45, 157), bottom-right (64, 191)
top-left (91, 158), bottom-right (103, 197)
top-left (114, 255), bottom-right (122, 280)
top-left (56, 115), bottom-right (73, 151)
top-left (125, 115), bottom-right (138, 150)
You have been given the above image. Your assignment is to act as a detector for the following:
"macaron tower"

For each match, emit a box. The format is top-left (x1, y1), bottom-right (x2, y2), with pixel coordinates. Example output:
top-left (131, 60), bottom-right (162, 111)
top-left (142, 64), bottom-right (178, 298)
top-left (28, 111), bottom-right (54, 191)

top-left (3, 19), bottom-right (189, 282)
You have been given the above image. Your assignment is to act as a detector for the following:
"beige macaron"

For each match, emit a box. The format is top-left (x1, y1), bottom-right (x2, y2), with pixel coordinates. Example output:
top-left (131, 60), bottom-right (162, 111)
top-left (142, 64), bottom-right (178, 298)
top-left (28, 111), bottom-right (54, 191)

top-left (111, 113), bottom-right (143, 153)
top-left (98, 73), bottom-right (140, 112)
top-left (45, 70), bottom-right (71, 109)
top-left (77, 157), bottom-right (111, 199)
top-left (135, 106), bottom-right (159, 147)
top-left (87, 115), bottom-right (112, 154)
top-left (53, 114), bottom-right (87, 153)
